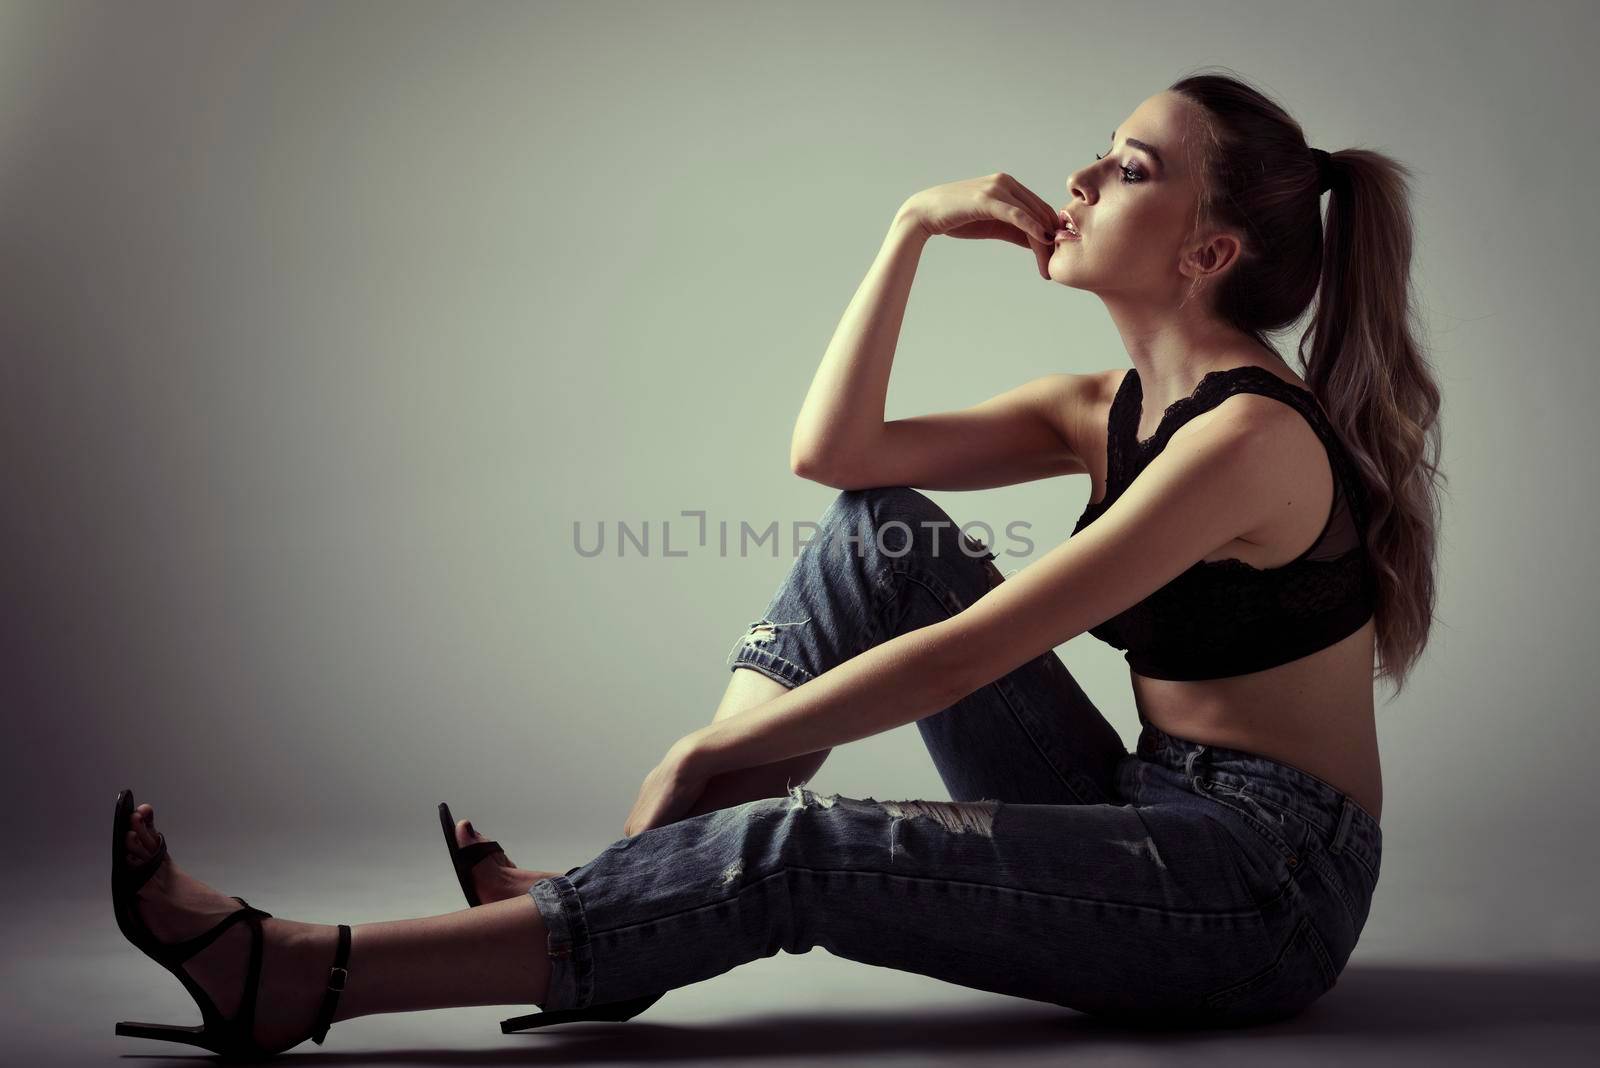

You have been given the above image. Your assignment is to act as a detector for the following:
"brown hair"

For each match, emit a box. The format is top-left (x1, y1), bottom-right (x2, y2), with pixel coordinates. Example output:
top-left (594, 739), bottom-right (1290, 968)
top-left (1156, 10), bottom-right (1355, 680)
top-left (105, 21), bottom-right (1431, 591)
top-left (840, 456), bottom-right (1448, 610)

top-left (1167, 66), bottom-right (1446, 700)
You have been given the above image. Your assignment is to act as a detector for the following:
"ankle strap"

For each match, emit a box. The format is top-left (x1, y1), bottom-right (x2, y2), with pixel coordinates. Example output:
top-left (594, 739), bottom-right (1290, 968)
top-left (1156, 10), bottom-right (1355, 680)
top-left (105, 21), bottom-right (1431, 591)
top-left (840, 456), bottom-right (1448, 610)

top-left (310, 924), bottom-right (352, 1046)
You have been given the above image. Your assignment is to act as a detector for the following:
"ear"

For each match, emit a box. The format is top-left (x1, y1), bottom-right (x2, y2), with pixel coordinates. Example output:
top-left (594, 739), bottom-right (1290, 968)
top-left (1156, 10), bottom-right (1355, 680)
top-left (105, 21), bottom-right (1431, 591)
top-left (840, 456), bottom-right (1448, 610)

top-left (1179, 228), bottom-right (1245, 284)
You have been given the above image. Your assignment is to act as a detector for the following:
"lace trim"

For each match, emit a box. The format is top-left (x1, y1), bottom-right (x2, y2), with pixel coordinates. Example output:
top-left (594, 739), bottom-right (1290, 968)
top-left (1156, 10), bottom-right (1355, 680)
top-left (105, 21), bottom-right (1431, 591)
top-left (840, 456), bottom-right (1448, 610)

top-left (1086, 364), bottom-right (1371, 554)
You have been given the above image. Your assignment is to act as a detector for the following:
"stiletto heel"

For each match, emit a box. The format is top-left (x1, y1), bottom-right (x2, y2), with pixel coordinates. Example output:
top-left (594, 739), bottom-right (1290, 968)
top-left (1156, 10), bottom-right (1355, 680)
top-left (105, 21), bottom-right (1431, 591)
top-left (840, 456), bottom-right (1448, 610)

top-left (111, 788), bottom-right (354, 1058)
top-left (114, 1022), bottom-right (209, 1045)
top-left (435, 800), bottom-right (666, 1031)
top-left (500, 991), bottom-right (664, 1032)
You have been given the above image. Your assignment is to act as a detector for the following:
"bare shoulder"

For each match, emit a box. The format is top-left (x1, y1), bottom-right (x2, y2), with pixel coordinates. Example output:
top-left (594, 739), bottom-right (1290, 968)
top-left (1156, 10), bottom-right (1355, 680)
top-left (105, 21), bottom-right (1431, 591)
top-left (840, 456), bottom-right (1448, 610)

top-left (1192, 387), bottom-right (1327, 459)
top-left (1086, 366), bottom-right (1134, 416)
top-left (1034, 368), bottom-right (1125, 470)
top-left (1168, 389), bottom-right (1331, 512)
top-left (1169, 388), bottom-right (1316, 454)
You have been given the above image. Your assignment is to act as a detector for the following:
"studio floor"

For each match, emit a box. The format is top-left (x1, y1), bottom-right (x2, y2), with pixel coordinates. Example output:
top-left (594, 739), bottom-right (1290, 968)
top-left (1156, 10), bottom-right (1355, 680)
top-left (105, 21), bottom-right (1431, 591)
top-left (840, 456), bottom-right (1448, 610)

top-left (17, 840), bottom-right (1597, 1066)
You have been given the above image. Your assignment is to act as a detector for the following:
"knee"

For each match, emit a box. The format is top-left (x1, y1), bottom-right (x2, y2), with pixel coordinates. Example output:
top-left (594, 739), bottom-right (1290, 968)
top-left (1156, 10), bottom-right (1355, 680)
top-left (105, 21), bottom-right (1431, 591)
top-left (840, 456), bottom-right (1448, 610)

top-left (820, 486), bottom-right (992, 566)
top-left (822, 486), bottom-right (950, 538)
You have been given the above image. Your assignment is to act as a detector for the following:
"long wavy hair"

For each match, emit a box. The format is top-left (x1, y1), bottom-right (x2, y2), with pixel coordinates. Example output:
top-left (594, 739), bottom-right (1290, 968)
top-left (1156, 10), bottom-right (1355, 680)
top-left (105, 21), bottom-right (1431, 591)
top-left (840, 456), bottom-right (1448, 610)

top-left (1167, 67), bottom-right (1445, 700)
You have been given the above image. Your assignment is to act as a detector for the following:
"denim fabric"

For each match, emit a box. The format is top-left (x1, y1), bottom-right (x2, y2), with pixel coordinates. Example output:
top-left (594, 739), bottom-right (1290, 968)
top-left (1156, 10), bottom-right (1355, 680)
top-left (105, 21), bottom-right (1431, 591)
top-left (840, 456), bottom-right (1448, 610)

top-left (527, 486), bottom-right (1382, 1027)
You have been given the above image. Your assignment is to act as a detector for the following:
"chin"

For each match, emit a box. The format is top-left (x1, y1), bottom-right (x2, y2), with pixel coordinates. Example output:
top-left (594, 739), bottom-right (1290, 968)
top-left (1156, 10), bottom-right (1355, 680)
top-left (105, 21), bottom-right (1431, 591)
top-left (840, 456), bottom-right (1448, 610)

top-left (1047, 263), bottom-right (1086, 290)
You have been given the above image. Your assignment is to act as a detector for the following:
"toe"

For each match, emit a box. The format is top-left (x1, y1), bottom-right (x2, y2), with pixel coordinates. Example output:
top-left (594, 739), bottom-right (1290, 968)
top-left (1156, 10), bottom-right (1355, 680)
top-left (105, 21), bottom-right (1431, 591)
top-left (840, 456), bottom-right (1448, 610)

top-left (132, 805), bottom-right (161, 852)
top-left (125, 828), bottom-right (148, 863)
top-left (455, 818), bottom-right (513, 867)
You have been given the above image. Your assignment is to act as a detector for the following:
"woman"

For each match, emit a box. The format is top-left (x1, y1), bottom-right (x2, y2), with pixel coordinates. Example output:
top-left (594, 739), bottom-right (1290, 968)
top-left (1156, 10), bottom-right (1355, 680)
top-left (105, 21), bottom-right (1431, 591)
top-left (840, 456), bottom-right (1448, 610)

top-left (111, 70), bottom-right (1443, 1056)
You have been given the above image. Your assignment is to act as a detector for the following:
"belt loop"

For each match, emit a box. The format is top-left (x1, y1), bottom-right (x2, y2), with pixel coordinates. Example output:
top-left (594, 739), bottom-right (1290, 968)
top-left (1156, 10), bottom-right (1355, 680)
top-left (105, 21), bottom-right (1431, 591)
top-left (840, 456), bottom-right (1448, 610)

top-left (1329, 797), bottom-right (1355, 855)
top-left (1182, 744), bottom-right (1206, 783)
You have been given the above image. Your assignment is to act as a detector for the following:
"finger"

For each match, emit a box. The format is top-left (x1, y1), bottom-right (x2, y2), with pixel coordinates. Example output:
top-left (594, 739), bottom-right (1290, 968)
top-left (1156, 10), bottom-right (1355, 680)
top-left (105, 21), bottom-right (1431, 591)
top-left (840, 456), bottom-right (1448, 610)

top-left (1034, 238), bottom-right (1051, 279)
top-left (987, 186), bottom-right (1052, 244)
top-left (998, 174), bottom-right (1062, 238)
top-left (1007, 204), bottom-right (1052, 245)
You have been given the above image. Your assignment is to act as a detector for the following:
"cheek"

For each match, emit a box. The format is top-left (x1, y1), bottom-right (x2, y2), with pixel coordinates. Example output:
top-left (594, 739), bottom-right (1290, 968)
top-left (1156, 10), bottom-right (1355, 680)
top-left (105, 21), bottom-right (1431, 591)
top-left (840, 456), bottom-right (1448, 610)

top-left (1107, 209), bottom-right (1184, 262)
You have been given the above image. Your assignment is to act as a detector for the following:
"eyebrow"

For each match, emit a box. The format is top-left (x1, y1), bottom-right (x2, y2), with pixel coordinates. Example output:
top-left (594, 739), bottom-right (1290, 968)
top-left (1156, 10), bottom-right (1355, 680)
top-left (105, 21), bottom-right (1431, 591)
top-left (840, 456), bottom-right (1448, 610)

top-left (1110, 128), bottom-right (1164, 169)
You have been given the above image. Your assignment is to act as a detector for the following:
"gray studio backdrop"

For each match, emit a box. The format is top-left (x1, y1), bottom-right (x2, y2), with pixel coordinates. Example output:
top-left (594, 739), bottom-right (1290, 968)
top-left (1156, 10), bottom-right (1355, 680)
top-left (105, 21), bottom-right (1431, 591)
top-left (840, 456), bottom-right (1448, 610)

top-left (3, 0), bottom-right (1596, 1027)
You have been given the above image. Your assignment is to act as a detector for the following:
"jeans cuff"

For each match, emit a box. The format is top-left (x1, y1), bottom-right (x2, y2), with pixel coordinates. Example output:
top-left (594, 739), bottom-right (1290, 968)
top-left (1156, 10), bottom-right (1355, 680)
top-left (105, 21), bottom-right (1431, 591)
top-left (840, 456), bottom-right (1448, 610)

top-left (527, 874), bottom-right (594, 1011)
top-left (728, 645), bottom-right (812, 688)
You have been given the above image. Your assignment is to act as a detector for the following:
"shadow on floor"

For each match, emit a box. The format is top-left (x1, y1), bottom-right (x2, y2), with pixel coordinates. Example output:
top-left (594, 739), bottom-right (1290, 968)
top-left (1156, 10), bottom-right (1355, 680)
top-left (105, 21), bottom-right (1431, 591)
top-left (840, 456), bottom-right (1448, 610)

top-left (117, 961), bottom-right (1600, 1065)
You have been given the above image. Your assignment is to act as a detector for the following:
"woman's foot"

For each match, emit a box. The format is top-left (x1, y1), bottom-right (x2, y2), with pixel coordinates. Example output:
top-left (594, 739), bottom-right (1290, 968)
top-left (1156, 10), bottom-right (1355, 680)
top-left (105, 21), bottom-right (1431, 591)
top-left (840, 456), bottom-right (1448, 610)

top-left (121, 802), bottom-right (342, 1055)
top-left (452, 818), bottom-right (563, 904)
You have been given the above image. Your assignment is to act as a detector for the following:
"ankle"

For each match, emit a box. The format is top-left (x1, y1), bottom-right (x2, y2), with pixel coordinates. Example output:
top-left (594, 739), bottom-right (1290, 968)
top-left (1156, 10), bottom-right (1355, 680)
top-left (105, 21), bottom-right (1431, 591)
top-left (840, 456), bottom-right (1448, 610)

top-left (278, 918), bottom-right (340, 960)
top-left (274, 920), bottom-right (356, 1023)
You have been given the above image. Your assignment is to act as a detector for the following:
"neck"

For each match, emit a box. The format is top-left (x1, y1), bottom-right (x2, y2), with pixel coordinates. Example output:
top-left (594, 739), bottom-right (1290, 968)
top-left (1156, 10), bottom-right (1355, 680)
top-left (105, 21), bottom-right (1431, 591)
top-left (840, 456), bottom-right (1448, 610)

top-left (1099, 297), bottom-right (1281, 411)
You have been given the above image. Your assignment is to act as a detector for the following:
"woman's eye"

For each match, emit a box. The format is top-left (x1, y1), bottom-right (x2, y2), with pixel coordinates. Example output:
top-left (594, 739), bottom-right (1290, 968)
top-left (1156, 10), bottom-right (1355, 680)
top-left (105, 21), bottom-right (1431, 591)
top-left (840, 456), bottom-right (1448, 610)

top-left (1094, 152), bottom-right (1144, 183)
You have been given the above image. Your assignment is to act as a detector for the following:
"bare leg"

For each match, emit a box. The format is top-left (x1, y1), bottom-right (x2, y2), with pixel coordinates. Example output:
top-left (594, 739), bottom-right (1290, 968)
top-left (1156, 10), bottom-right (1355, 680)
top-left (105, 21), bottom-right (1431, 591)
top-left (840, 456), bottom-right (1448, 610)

top-left (121, 802), bottom-right (551, 1055)
top-left (331, 897), bottom-right (549, 1020)
top-left (682, 666), bottom-right (830, 817)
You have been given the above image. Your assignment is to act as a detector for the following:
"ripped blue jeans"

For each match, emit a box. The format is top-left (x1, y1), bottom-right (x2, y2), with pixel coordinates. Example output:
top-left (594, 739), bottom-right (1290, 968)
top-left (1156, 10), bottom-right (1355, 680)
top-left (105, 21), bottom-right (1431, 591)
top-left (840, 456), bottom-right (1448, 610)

top-left (526, 486), bottom-right (1382, 1027)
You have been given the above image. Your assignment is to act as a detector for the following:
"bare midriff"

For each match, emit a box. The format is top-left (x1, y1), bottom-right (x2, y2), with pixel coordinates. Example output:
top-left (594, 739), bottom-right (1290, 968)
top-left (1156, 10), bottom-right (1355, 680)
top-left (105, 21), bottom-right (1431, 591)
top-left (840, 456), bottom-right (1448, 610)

top-left (1131, 621), bottom-right (1382, 824)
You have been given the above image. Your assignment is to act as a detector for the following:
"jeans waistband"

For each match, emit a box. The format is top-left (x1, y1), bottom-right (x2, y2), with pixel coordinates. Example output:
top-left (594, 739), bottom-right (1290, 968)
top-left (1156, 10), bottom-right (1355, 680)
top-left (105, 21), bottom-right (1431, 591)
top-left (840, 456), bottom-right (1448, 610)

top-left (1135, 721), bottom-right (1382, 875)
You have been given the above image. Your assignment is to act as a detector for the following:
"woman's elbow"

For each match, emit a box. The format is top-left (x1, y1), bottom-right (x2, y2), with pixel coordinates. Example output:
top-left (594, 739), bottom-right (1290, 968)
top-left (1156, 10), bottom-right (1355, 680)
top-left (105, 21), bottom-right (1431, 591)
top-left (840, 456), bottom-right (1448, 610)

top-left (791, 447), bottom-right (851, 487)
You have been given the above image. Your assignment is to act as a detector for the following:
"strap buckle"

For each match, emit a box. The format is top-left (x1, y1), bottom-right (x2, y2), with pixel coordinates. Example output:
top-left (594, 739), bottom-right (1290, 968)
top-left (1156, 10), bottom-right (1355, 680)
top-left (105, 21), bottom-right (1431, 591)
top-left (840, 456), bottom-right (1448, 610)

top-left (327, 965), bottom-right (349, 992)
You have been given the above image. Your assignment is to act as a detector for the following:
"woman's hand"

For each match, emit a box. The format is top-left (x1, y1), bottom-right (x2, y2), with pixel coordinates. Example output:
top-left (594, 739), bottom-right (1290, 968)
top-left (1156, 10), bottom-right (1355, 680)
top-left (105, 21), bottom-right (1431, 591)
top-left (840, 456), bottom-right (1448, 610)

top-left (899, 173), bottom-right (1062, 279)
top-left (623, 735), bottom-right (714, 837)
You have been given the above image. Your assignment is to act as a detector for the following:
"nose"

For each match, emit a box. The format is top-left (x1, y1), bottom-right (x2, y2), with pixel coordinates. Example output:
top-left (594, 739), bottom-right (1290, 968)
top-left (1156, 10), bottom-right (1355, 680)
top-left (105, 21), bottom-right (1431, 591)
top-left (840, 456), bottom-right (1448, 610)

top-left (1064, 167), bottom-right (1095, 209)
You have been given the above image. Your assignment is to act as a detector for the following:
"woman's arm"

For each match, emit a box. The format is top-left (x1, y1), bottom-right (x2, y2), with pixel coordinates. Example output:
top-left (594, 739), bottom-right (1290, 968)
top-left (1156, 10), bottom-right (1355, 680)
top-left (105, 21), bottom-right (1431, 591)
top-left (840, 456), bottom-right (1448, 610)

top-left (789, 207), bottom-right (929, 476)
top-left (686, 398), bottom-right (1298, 778)
top-left (690, 610), bottom-right (972, 780)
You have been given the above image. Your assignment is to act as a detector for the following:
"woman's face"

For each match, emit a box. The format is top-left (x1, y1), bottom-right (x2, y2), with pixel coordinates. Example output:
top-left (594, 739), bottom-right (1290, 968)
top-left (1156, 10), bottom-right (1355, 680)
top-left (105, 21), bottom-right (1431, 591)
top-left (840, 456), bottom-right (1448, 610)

top-left (1048, 91), bottom-right (1231, 302)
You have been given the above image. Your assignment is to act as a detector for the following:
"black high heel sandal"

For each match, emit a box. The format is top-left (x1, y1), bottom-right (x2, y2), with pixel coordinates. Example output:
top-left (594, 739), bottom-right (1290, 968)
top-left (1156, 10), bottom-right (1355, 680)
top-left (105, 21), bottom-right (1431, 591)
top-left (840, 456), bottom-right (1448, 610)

top-left (438, 800), bottom-right (510, 908)
top-left (497, 992), bottom-right (664, 1033)
top-left (111, 788), bottom-right (353, 1058)
top-left (436, 800), bottom-right (664, 1031)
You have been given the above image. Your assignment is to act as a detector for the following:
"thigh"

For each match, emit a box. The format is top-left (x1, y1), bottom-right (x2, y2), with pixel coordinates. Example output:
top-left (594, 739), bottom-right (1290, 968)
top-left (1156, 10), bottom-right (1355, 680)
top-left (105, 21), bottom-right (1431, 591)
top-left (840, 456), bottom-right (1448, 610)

top-left (778, 787), bottom-right (1273, 1021)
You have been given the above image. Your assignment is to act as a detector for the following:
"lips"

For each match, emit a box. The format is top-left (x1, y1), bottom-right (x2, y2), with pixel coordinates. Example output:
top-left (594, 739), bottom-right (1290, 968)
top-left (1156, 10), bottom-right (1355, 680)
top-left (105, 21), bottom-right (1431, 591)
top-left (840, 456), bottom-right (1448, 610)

top-left (1055, 208), bottom-right (1081, 240)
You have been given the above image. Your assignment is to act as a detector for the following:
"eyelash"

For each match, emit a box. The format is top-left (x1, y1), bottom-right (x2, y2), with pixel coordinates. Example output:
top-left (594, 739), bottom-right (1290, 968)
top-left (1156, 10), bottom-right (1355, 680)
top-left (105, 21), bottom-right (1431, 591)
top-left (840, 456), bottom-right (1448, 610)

top-left (1095, 152), bottom-right (1145, 183)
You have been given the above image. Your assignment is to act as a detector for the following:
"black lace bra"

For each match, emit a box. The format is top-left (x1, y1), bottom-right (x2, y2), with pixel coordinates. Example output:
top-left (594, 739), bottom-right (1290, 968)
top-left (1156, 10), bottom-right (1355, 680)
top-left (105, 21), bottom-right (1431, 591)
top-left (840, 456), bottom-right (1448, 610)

top-left (1070, 365), bottom-right (1378, 680)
